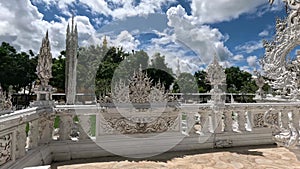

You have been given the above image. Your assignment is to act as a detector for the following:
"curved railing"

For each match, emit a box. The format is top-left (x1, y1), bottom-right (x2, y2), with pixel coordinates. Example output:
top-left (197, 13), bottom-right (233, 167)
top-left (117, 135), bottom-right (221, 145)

top-left (0, 102), bottom-right (299, 168)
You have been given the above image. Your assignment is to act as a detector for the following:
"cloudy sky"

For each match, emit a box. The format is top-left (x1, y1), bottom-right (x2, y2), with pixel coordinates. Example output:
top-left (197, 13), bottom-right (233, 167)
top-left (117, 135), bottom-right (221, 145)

top-left (0, 0), bottom-right (289, 73)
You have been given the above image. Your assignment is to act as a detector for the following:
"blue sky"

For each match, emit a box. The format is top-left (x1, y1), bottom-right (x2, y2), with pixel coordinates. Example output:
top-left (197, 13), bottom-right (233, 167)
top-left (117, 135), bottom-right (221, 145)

top-left (0, 0), bottom-right (291, 74)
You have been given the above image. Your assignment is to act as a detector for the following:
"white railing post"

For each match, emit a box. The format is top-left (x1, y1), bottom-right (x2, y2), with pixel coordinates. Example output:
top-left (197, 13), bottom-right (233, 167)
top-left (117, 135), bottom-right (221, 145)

top-left (224, 110), bottom-right (233, 132)
top-left (200, 111), bottom-right (209, 133)
top-left (281, 110), bottom-right (289, 129)
top-left (38, 115), bottom-right (54, 144)
top-left (238, 111), bottom-right (246, 131)
top-left (58, 111), bottom-right (74, 141)
top-left (15, 123), bottom-right (26, 159)
top-left (78, 114), bottom-right (91, 140)
top-left (27, 120), bottom-right (39, 150)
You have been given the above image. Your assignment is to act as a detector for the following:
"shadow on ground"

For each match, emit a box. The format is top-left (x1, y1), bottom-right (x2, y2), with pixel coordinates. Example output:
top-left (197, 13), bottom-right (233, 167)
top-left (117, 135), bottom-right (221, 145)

top-left (51, 144), bottom-right (279, 169)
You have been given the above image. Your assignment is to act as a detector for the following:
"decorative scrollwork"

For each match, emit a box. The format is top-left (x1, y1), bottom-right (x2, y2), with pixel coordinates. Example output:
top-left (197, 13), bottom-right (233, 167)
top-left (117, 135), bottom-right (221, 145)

top-left (263, 0), bottom-right (300, 98)
top-left (111, 65), bottom-right (170, 105)
top-left (264, 108), bottom-right (300, 148)
top-left (102, 115), bottom-right (178, 134)
top-left (0, 133), bottom-right (12, 166)
top-left (253, 113), bottom-right (265, 128)
top-left (0, 86), bottom-right (13, 112)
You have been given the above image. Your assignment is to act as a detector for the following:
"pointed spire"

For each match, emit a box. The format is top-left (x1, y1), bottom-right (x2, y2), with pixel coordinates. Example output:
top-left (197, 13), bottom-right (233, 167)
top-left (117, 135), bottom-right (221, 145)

top-left (74, 23), bottom-right (78, 34)
top-left (139, 64), bottom-right (142, 72)
top-left (71, 15), bottom-right (75, 32)
top-left (212, 53), bottom-right (219, 65)
top-left (46, 30), bottom-right (49, 39)
top-left (103, 35), bottom-right (108, 48)
top-left (176, 58), bottom-right (181, 77)
top-left (67, 23), bottom-right (70, 33)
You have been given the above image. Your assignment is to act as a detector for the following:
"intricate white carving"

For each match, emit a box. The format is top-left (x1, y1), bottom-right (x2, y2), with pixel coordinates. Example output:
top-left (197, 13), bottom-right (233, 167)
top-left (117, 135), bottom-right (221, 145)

top-left (254, 72), bottom-right (266, 100)
top-left (253, 113), bottom-right (265, 128)
top-left (111, 65), bottom-right (170, 106)
top-left (264, 108), bottom-right (300, 148)
top-left (0, 133), bottom-right (12, 166)
top-left (262, 1), bottom-right (300, 99)
top-left (101, 115), bottom-right (179, 134)
top-left (206, 55), bottom-right (226, 106)
top-left (0, 86), bottom-right (13, 112)
top-left (37, 31), bottom-right (52, 87)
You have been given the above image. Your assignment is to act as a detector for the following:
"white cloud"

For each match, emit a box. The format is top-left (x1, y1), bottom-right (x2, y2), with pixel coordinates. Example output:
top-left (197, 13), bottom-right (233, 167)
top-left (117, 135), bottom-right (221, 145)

top-left (166, 5), bottom-right (233, 64)
top-left (141, 28), bottom-right (202, 74)
top-left (0, 0), bottom-right (101, 57)
top-left (80, 0), bottom-right (111, 16)
top-left (235, 41), bottom-right (263, 54)
top-left (190, 0), bottom-right (266, 24)
top-left (33, 0), bottom-right (175, 20)
top-left (219, 60), bottom-right (233, 68)
top-left (247, 55), bottom-right (258, 67)
top-left (240, 66), bottom-right (251, 73)
top-left (233, 54), bottom-right (244, 61)
top-left (110, 30), bottom-right (140, 52)
top-left (259, 30), bottom-right (269, 37)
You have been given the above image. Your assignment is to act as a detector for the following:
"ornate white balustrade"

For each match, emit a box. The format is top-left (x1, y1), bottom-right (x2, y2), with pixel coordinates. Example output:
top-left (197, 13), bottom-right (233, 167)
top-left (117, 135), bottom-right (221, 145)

top-left (0, 107), bottom-right (54, 168)
top-left (1, 102), bottom-right (300, 168)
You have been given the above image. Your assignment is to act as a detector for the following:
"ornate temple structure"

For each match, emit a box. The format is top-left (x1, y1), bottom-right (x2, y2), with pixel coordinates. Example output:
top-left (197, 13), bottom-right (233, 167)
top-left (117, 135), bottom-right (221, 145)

top-left (31, 31), bottom-right (55, 106)
top-left (65, 16), bottom-right (78, 104)
top-left (261, 0), bottom-right (300, 100)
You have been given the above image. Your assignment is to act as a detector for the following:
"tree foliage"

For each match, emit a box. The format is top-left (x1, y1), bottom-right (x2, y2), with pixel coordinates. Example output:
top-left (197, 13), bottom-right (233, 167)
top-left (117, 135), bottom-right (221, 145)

top-left (95, 47), bottom-right (129, 96)
top-left (175, 72), bottom-right (198, 93)
top-left (0, 42), bottom-right (37, 93)
top-left (225, 67), bottom-right (258, 93)
top-left (50, 52), bottom-right (65, 92)
top-left (194, 70), bottom-right (211, 93)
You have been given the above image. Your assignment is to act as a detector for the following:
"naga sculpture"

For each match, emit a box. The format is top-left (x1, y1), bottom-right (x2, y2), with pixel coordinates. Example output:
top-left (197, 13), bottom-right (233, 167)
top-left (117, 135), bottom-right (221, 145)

top-left (264, 109), bottom-right (300, 148)
top-left (262, 0), bottom-right (300, 99)
top-left (269, 0), bottom-right (300, 25)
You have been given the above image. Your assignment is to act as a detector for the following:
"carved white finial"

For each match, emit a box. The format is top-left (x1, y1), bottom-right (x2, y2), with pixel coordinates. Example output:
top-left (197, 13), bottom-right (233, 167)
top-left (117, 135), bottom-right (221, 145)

top-left (139, 64), bottom-right (142, 72)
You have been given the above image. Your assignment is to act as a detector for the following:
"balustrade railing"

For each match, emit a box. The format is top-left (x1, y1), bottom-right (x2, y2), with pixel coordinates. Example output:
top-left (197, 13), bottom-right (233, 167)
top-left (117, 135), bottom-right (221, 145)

top-left (0, 107), bottom-right (54, 168)
top-left (1, 102), bottom-right (300, 168)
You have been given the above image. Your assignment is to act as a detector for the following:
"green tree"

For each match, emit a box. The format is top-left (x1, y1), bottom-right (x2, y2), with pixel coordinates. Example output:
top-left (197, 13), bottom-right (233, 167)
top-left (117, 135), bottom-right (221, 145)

top-left (50, 52), bottom-right (65, 92)
top-left (0, 42), bottom-right (37, 93)
top-left (175, 72), bottom-right (198, 93)
top-left (194, 70), bottom-right (211, 93)
top-left (112, 50), bottom-right (149, 85)
top-left (225, 67), bottom-right (258, 93)
top-left (144, 53), bottom-right (175, 90)
top-left (77, 45), bottom-right (108, 93)
top-left (144, 68), bottom-right (175, 90)
top-left (95, 47), bottom-right (129, 96)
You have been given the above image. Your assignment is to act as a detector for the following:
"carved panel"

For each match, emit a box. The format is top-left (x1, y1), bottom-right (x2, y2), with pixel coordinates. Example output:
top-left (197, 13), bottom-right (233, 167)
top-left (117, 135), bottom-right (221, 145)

top-left (264, 111), bottom-right (279, 126)
top-left (0, 133), bottom-right (12, 166)
top-left (214, 139), bottom-right (233, 148)
top-left (101, 115), bottom-right (179, 135)
top-left (253, 113), bottom-right (265, 128)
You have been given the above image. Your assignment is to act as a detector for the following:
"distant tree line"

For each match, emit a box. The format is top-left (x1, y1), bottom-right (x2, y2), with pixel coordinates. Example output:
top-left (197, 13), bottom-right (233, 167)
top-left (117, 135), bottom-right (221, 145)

top-left (0, 41), bottom-right (261, 105)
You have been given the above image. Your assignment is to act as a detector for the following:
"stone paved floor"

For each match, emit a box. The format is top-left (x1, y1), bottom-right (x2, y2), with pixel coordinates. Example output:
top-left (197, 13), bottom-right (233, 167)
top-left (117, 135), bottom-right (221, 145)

top-left (57, 147), bottom-right (300, 169)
